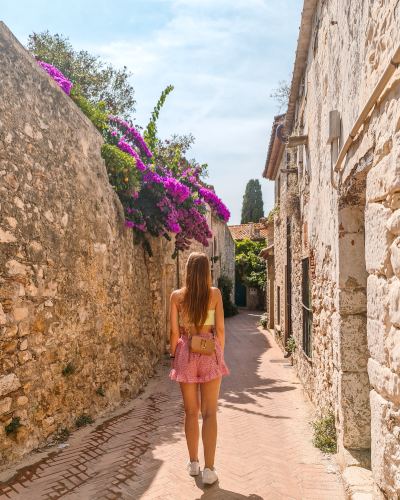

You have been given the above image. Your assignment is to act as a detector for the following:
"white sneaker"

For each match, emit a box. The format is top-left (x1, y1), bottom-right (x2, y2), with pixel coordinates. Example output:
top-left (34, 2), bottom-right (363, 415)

top-left (202, 467), bottom-right (218, 484)
top-left (187, 459), bottom-right (200, 476)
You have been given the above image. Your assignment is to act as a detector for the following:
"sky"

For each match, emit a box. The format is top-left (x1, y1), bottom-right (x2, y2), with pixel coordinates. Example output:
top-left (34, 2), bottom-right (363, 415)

top-left (1, 0), bottom-right (303, 225)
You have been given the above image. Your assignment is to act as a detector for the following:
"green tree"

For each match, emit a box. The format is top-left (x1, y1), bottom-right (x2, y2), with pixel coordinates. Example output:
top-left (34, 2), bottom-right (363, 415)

top-left (27, 31), bottom-right (136, 118)
top-left (235, 238), bottom-right (267, 290)
top-left (241, 179), bottom-right (264, 223)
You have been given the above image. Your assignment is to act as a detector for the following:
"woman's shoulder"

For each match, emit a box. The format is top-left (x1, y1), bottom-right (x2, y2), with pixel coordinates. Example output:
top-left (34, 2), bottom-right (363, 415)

top-left (211, 287), bottom-right (221, 298)
top-left (171, 288), bottom-right (185, 299)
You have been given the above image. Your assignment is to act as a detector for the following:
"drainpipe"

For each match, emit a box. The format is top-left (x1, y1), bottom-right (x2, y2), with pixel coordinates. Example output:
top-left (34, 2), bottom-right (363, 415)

top-left (331, 42), bottom-right (400, 189)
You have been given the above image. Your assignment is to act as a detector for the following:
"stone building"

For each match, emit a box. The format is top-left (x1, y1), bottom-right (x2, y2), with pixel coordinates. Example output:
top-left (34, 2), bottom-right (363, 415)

top-left (0, 23), bottom-right (234, 466)
top-left (262, 1), bottom-right (400, 497)
top-left (228, 223), bottom-right (267, 309)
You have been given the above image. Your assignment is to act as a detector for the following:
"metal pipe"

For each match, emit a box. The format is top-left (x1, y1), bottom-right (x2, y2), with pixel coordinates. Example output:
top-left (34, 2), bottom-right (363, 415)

top-left (333, 42), bottom-right (400, 175)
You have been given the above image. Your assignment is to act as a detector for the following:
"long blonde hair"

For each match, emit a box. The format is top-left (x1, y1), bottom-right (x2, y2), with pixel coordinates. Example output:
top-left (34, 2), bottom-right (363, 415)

top-left (182, 253), bottom-right (212, 326)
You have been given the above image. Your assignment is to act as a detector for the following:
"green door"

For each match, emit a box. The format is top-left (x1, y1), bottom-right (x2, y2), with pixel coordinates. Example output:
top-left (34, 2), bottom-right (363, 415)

top-left (235, 284), bottom-right (247, 307)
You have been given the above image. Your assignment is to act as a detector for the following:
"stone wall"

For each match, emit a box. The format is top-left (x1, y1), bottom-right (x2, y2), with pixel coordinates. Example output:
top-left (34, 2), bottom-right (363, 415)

top-left (0, 22), bottom-right (172, 464)
top-left (0, 23), bottom-right (235, 467)
top-left (280, 1), bottom-right (400, 496)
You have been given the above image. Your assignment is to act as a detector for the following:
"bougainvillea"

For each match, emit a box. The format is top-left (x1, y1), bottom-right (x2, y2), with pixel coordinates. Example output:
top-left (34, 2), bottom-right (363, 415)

top-left (117, 140), bottom-right (147, 172)
top-left (198, 186), bottom-right (231, 222)
top-left (39, 59), bottom-right (231, 256)
top-left (109, 116), bottom-right (153, 159)
top-left (37, 61), bottom-right (73, 95)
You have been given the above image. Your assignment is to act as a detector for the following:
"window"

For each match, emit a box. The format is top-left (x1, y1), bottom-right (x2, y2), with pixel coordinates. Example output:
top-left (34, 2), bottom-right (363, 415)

top-left (277, 286), bottom-right (281, 325)
top-left (213, 237), bottom-right (218, 256)
top-left (302, 258), bottom-right (312, 358)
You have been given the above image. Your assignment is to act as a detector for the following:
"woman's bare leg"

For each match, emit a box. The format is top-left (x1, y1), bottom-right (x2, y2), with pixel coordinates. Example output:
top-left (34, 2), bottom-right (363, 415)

top-left (179, 383), bottom-right (200, 462)
top-left (200, 377), bottom-right (222, 470)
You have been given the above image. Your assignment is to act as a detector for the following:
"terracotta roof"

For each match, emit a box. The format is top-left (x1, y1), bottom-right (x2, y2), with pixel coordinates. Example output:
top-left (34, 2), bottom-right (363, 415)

top-left (263, 114), bottom-right (286, 180)
top-left (228, 223), bottom-right (267, 241)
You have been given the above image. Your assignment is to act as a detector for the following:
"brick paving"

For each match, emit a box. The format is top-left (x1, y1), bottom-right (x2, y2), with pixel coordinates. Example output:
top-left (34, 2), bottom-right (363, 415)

top-left (0, 311), bottom-right (345, 499)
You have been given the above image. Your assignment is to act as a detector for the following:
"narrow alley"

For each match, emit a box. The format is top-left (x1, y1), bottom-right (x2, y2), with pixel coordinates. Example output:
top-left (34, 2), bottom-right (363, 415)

top-left (0, 312), bottom-right (345, 500)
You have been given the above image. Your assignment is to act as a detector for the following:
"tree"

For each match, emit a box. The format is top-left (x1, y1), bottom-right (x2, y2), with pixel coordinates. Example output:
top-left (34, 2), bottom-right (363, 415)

top-left (27, 31), bottom-right (136, 118)
top-left (241, 179), bottom-right (264, 224)
top-left (235, 239), bottom-right (267, 290)
top-left (270, 75), bottom-right (292, 112)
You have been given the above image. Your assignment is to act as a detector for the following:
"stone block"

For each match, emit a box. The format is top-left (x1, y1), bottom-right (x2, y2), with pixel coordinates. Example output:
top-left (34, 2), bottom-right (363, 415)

top-left (386, 326), bottom-right (400, 374)
top-left (18, 351), bottom-right (32, 365)
top-left (339, 232), bottom-right (368, 288)
top-left (365, 203), bottom-right (393, 275)
top-left (13, 307), bottom-right (29, 322)
top-left (32, 316), bottom-right (46, 333)
top-left (339, 206), bottom-right (365, 233)
top-left (0, 373), bottom-right (21, 396)
top-left (338, 371), bottom-right (371, 449)
top-left (337, 315), bottom-right (368, 372)
top-left (18, 322), bottom-right (30, 337)
top-left (367, 318), bottom-right (390, 367)
top-left (389, 278), bottom-right (400, 327)
top-left (342, 467), bottom-right (374, 499)
top-left (367, 154), bottom-right (400, 203)
top-left (17, 396), bottom-right (28, 407)
top-left (338, 289), bottom-right (367, 315)
top-left (368, 358), bottom-right (400, 405)
top-left (5, 260), bottom-right (27, 277)
top-left (0, 228), bottom-right (16, 243)
top-left (390, 236), bottom-right (400, 275)
top-left (2, 339), bottom-right (18, 354)
top-left (0, 304), bottom-right (6, 326)
top-left (0, 397), bottom-right (12, 415)
top-left (387, 209), bottom-right (400, 235)
top-left (370, 390), bottom-right (400, 498)
top-left (367, 274), bottom-right (389, 323)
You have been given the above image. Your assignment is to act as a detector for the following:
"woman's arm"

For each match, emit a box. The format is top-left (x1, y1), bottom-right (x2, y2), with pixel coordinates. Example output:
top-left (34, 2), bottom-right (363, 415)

top-left (169, 291), bottom-right (180, 363)
top-left (214, 288), bottom-right (225, 352)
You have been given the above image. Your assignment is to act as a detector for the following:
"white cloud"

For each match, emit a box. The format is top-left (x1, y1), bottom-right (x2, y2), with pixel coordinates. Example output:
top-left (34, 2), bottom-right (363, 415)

top-left (94, 0), bottom-right (302, 224)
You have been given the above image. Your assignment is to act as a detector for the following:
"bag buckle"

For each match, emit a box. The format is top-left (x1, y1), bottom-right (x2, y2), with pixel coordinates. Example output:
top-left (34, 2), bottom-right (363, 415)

top-left (201, 340), bottom-right (207, 349)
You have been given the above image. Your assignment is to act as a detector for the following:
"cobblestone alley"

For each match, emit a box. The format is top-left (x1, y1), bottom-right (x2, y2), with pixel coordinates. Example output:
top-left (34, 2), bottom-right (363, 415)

top-left (0, 312), bottom-right (345, 500)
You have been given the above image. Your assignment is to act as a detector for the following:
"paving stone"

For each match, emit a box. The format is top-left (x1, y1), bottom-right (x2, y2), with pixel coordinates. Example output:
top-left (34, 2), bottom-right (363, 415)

top-left (0, 312), bottom-right (344, 499)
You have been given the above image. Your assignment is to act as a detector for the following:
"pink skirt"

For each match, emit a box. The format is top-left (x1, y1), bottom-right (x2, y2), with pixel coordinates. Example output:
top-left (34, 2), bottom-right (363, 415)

top-left (170, 332), bottom-right (230, 384)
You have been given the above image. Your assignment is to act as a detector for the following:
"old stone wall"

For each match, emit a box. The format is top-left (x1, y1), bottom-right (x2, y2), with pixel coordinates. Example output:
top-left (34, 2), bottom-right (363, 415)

top-left (0, 22), bottom-right (176, 465)
top-left (271, 152), bottom-right (288, 351)
top-left (284, 0), bottom-right (400, 496)
top-left (0, 23), bottom-right (235, 468)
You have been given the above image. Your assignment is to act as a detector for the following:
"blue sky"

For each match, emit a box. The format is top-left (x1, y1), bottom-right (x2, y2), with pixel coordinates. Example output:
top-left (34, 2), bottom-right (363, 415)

top-left (1, 0), bottom-right (302, 225)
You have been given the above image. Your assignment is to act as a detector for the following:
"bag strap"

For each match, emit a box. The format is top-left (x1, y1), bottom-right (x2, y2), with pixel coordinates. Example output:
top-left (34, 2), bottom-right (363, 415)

top-left (209, 289), bottom-right (216, 340)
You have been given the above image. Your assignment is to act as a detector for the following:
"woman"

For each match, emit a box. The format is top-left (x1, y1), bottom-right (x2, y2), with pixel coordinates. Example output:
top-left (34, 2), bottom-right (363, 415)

top-left (169, 252), bottom-right (230, 485)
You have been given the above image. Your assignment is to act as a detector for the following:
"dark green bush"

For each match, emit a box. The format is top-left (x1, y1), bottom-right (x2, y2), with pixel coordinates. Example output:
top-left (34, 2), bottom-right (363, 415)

top-left (62, 363), bottom-right (75, 376)
top-left (5, 417), bottom-right (23, 436)
top-left (218, 275), bottom-right (238, 318)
